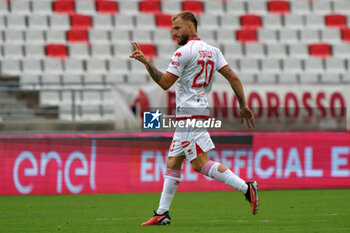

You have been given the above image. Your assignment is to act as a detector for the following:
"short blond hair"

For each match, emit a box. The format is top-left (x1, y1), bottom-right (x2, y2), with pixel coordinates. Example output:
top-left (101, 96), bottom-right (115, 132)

top-left (172, 11), bottom-right (198, 31)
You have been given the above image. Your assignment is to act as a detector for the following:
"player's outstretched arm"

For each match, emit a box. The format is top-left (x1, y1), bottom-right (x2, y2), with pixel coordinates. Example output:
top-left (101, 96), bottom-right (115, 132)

top-left (219, 65), bottom-right (256, 128)
top-left (129, 42), bottom-right (178, 90)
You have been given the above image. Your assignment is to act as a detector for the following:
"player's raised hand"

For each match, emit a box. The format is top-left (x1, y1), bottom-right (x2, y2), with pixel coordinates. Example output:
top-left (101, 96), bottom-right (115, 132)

top-left (240, 105), bottom-right (256, 128)
top-left (129, 42), bottom-right (149, 64)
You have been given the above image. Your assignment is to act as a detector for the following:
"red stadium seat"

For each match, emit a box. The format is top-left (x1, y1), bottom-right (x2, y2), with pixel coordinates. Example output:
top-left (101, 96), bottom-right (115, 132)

top-left (139, 0), bottom-right (161, 14)
top-left (236, 29), bottom-right (258, 43)
top-left (156, 14), bottom-right (172, 28)
top-left (240, 14), bottom-right (262, 29)
top-left (325, 14), bottom-right (347, 28)
top-left (70, 14), bottom-right (92, 29)
top-left (96, 0), bottom-right (118, 14)
top-left (268, 0), bottom-right (290, 15)
top-left (182, 1), bottom-right (203, 14)
top-left (67, 29), bottom-right (89, 43)
top-left (53, 0), bottom-right (75, 14)
top-left (139, 44), bottom-right (157, 58)
top-left (46, 44), bottom-right (68, 58)
top-left (309, 43), bottom-right (332, 58)
top-left (341, 28), bottom-right (350, 42)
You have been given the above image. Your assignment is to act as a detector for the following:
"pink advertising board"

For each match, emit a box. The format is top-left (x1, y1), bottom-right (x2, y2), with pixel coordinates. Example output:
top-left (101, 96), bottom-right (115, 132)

top-left (0, 133), bottom-right (349, 195)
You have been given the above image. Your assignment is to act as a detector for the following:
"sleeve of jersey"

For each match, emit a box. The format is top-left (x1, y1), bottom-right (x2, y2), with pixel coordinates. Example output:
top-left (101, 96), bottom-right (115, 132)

top-left (166, 49), bottom-right (187, 78)
top-left (216, 49), bottom-right (229, 71)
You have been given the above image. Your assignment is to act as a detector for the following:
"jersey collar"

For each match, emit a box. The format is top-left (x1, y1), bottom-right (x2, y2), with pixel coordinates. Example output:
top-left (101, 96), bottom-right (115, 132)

top-left (186, 38), bottom-right (201, 44)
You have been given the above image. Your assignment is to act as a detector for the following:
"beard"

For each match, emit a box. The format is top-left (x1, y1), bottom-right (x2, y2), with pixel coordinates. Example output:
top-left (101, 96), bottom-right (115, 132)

top-left (177, 33), bottom-right (189, 45)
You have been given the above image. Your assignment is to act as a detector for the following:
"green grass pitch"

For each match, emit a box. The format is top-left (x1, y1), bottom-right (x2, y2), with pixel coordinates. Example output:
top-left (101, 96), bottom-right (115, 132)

top-left (1, 189), bottom-right (349, 233)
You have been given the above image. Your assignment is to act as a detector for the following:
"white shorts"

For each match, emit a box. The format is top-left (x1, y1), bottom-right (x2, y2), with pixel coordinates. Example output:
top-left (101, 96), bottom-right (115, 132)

top-left (167, 124), bottom-right (215, 161)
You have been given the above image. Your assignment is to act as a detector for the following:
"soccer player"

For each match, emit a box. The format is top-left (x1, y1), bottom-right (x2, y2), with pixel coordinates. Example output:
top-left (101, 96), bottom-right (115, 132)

top-left (130, 11), bottom-right (258, 226)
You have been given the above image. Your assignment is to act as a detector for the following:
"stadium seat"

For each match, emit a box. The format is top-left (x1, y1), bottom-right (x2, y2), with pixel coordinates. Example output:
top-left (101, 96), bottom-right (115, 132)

top-left (86, 59), bottom-right (107, 74)
top-left (333, 0), bottom-right (350, 15)
top-left (63, 59), bottom-right (84, 74)
top-left (325, 14), bottom-right (347, 28)
top-left (84, 74), bottom-right (105, 88)
top-left (50, 14), bottom-right (71, 30)
top-left (104, 74), bottom-right (125, 84)
top-left (108, 58), bottom-right (129, 74)
top-left (217, 29), bottom-right (236, 43)
top-left (341, 28), bottom-right (350, 42)
top-left (69, 44), bottom-right (89, 58)
top-left (4, 30), bottom-right (24, 44)
top-left (70, 14), bottom-right (92, 29)
top-left (299, 73), bottom-right (319, 84)
top-left (46, 44), bottom-right (68, 58)
top-left (126, 73), bottom-right (149, 84)
top-left (220, 15), bottom-right (241, 29)
top-left (75, 0), bottom-right (96, 14)
top-left (320, 73), bottom-right (341, 83)
top-left (309, 43), bottom-right (332, 58)
top-left (0, 1), bottom-right (8, 15)
top-left (0, 16), bottom-right (5, 29)
top-left (28, 15), bottom-right (49, 29)
top-left (222, 44), bottom-right (243, 58)
top-left (247, 1), bottom-right (267, 14)
top-left (132, 30), bottom-right (152, 43)
top-left (118, 1), bottom-right (139, 15)
top-left (153, 58), bottom-right (171, 72)
top-left (198, 15), bottom-right (220, 29)
top-left (96, 0), bottom-right (118, 14)
top-left (110, 29), bottom-right (131, 42)
top-left (90, 44), bottom-right (112, 58)
top-left (24, 45), bottom-right (45, 58)
top-left (203, 0), bottom-right (224, 15)
top-left (53, 0), bottom-right (75, 14)
top-left (256, 74), bottom-right (277, 84)
top-left (266, 44), bottom-right (288, 58)
top-left (279, 29), bottom-right (298, 44)
top-left (262, 14), bottom-right (283, 29)
top-left (161, 1), bottom-right (182, 15)
top-left (182, 1), bottom-right (203, 15)
top-left (226, 1), bottom-right (246, 14)
top-left (284, 14), bottom-right (304, 29)
top-left (135, 14), bottom-right (156, 29)
top-left (43, 59), bottom-right (64, 74)
top-left (258, 29), bottom-right (278, 43)
top-left (92, 15), bottom-right (114, 29)
top-left (82, 91), bottom-right (102, 104)
top-left (40, 91), bottom-right (61, 106)
top-left (288, 44), bottom-right (308, 58)
top-left (321, 28), bottom-right (341, 42)
top-left (153, 29), bottom-right (173, 43)
top-left (89, 30), bottom-right (110, 44)
top-left (282, 58), bottom-right (303, 74)
top-left (156, 14), bottom-right (172, 28)
top-left (6, 15), bottom-right (26, 29)
top-left (311, 0), bottom-right (332, 14)
top-left (139, 0), bottom-right (161, 14)
top-left (47, 30), bottom-right (67, 43)
top-left (32, 1), bottom-right (53, 15)
top-left (300, 29), bottom-right (320, 43)
top-left (157, 43), bottom-right (177, 58)
top-left (115, 15), bottom-right (135, 29)
top-left (41, 74), bottom-right (62, 88)
top-left (66, 29), bottom-right (89, 43)
top-left (240, 14), bottom-right (262, 29)
top-left (332, 43), bottom-right (350, 58)
top-left (261, 58), bottom-right (281, 73)
top-left (268, 1), bottom-right (290, 15)
top-left (304, 58), bottom-right (324, 73)
top-left (1, 59), bottom-right (21, 76)
top-left (305, 15), bottom-right (325, 29)
top-left (139, 44), bottom-right (157, 58)
top-left (244, 44), bottom-right (265, 58)
top-left (21, 75), bottom-right (41, 88)
top-left (325, 58), bottom-right (346, 73)
top-left (278, 73), bottom-right (298, 84)
top-left (113, 43), bottom-right (133, 57)
top-left (3, 45), bottom-right (23, 59)
top-left (236, 29), bottom-right (258, 43)
top-left (236, 73), bottom-right (255, 84)
top-left (10, 0), bottom-right (31, 15)
top-left (25, 30), bottom-right (46, 44)
top-left (290, 0), bottom-right (311, 15)
top-left (343, 73), bottom-right (350, 83)
top-left (22, 59), bottom-right (42, 74)
top-left (239, 58), bottom-right (260, 73)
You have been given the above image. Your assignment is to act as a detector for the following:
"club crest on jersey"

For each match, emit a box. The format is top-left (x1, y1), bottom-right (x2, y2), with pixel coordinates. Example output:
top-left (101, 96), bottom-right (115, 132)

top-left (143, 109), bottom-right (162, 129)
top-left (174, 52), bottom-right (182, 57)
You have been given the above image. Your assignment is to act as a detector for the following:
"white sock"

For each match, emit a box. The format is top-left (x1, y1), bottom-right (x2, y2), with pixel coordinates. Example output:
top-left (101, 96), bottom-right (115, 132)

top-left (156, 169), bottom-right (181, 215)
top-left (202, 161), bottom-right (248, 194)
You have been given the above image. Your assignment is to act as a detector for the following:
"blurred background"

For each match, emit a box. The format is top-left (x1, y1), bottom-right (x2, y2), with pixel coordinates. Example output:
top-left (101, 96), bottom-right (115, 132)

top-left (0, 0), bottom-right (349, 196)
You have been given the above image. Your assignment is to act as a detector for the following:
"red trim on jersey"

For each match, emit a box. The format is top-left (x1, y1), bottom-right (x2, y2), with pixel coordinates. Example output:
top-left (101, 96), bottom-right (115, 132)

top-left (175, 115), bottom-right (210, 121)
top-left (196, 143), bottom-right (204, 154)
top-left (166, 71), bottom-right (179, 79)
top-left (218, 64), bottom-right (229, 72)
top-left (186, 38), bottom-right (201, 44)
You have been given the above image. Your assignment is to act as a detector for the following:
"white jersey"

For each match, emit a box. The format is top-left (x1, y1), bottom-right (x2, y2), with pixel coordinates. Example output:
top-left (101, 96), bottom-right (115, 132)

top-left (166, 38), bottom-right (228, 118)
